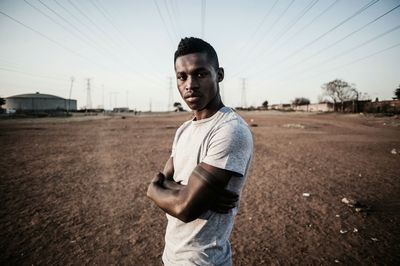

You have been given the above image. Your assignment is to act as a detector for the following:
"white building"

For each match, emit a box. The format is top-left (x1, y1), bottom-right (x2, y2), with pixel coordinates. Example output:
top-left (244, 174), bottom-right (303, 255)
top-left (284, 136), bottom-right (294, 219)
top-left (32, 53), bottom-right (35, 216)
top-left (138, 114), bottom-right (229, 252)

top-left (4, 92), bottom-right (77, 112)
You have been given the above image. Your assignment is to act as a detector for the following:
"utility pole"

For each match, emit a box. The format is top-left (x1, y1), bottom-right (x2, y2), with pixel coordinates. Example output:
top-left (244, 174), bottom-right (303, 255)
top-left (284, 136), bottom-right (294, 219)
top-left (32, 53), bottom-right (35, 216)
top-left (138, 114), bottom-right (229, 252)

top-left (201, 0), bottom-right (206, 38)
top-left (126, 90), bottom-right (129, 109)
top-left (114, 92), bottom-right (118, 108)
top-left (67, 76), bottom-right (74, 114)
top-left (86, 78), bottom-right (92, 110)
top-left (220, 82), bottom-right (224, 103)
top-left (149, 98), bottom-right (152, 112)
top-left (241, 78), bottom-right (247, 108)
top-left (102, 84), bottom-right (104, 110)
top-left (168, 77), bottom-right (173, 111)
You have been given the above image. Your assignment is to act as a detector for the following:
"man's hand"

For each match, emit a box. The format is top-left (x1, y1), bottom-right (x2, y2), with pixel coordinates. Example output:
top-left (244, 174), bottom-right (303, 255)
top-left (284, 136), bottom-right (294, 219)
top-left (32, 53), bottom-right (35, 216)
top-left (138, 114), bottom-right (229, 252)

top-left (149, 171), bottom-right (239, 214)
top-left (209, 189), bottom-right (238, 213)
top-left (147, 163), bottom-right (240, 222)
top-left (151, 172), bottom-right (165, 184)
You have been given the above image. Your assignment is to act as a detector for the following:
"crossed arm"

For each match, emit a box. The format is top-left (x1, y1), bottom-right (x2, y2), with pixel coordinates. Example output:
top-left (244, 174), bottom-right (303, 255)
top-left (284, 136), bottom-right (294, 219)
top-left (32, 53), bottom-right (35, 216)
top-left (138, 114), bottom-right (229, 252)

top-left (146, 157), bottom-right (238, 223)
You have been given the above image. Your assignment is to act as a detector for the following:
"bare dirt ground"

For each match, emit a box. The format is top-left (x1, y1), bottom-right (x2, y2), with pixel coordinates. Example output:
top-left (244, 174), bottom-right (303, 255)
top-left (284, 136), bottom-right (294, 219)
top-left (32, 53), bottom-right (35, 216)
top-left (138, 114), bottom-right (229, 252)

top-left (1, 111), bottom-right (399, 265)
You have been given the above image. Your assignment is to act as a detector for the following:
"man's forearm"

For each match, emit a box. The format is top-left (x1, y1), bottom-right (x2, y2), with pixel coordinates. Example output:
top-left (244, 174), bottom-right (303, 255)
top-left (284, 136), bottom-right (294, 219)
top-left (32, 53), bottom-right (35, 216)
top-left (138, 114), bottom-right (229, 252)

top-left (163, 178), bottom-right (185, 190)
top-left (147, 180), bottom-right (188, 220)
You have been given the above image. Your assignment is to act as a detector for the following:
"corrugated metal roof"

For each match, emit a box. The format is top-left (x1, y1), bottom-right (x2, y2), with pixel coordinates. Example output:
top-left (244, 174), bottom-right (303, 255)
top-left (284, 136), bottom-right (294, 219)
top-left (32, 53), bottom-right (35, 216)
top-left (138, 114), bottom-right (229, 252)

top-left (7, 92), bottom-right (65, 100)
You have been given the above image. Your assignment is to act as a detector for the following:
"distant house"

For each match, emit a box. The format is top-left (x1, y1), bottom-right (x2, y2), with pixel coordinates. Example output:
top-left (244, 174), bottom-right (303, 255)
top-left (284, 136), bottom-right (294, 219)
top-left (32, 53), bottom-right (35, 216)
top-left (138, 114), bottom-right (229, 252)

top-left (293, 102), bottom-right (334, 112)
top-left (363, 99), bottom-right (400, 113)
top-left (4, 92), bottom-right (77, 112)
top-left (113, 107), bottom-right (129, 112)
top-left (270, 104), bottom-right (292, 111)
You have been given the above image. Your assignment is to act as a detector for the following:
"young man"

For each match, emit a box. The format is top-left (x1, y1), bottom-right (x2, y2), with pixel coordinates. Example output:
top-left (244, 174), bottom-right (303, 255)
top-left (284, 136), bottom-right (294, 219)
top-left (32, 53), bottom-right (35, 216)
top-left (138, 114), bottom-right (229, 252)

top-left (147, 37), bottom-right (253, 265)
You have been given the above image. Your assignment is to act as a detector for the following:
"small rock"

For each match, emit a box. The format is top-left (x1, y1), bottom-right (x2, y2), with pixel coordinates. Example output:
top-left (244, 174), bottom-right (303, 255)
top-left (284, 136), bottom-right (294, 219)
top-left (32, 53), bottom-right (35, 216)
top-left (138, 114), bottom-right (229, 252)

top-left (391, 148), bottom-right (397, 155)
top-left (359, 173), bottom-right (362, 177)
top-left (371, 237), bottom-right (378, 242)
top-left (335, 214), bottom-right (340, 218)
top-left (334, 259), bottom-right (340, 263)
top-left (302, 193), bottom-right (310, 197)
top-left (340, 229), bottom-right (348, 234)
top-left (249, 119), bottom-right (258, 127)
top-left (341, 197), bottom-right (356, 206)
top-left (353, 228), bottom-right (358, 233)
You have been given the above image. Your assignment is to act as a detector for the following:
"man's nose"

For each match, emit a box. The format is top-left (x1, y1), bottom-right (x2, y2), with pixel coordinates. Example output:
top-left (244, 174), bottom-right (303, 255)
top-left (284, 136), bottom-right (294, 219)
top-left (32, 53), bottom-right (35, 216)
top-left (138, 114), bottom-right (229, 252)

top-left (185, 76), bottom-right (199, 90)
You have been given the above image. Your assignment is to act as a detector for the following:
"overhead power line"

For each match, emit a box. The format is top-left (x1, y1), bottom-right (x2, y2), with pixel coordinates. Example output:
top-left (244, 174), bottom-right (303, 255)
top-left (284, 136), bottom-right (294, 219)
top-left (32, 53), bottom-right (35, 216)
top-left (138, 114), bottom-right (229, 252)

top-left (224, 0), bottom-right (279, 66)
top-left (302, 24), bottom-right (400, 73)
top-left (164, 0), bottom-right (180, 39)
top-left (0, 9), bottom-right (106, 69)
top-left (291, 41), bottom-right (400, 84)
top-left (231, 0), bottom-right (320, 77)
top-left (276, 0), bottom-right (380, 64)
top-left (0, 66), bottom-right (68, 82)
top-left (49, 0), bottom-right (164, 85)
top-left (245, 0), bottom-right (380, 78)
top-left (242, 0), bottom-right (296, 62)
top-left (281, 0), bottom-right (341, 48)
top-left (153, 0), bottom-right (176, 47)
top-left (24, 0), bottom-right (89, 46)
top-left (0, 7), bottom-right (162, 88)
top-left (281, 2), bottom-right (400, 73)
top-left (89, 0), bottom-right (165, 82)
top-left (264, 24), bottom-right (400, 84)
top-left (259, 0), bottom-right (320, 56)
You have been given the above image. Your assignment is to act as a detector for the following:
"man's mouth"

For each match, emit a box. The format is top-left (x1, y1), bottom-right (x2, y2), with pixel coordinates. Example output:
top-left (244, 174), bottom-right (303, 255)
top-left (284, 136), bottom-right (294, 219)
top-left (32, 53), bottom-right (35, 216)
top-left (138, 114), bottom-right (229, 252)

top-left (186, 96), bottom-right (200, 103)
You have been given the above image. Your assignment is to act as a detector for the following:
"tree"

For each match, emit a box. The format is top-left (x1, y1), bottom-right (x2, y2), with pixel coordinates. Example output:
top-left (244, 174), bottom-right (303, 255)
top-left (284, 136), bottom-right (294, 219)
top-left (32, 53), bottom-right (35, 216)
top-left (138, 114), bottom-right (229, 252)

top-left (173, 102), bottom-right (184, 112)
top-left (395, 84), bottom-right (400, 99)
top-left (321, 79), bottom-right (357, 112)
top-left (292, 97), bottom-right (310, 106)
top-left (0, 97), bottom-right (5, 107)
top-left (262, 100), bottom-right (268, 109)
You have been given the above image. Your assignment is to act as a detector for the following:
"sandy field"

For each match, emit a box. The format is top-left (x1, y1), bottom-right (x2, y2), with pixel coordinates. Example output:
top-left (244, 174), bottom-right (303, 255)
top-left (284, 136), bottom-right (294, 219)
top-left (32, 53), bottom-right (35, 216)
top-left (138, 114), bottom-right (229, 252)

top-left (1, 111), bottom-right (399, 265)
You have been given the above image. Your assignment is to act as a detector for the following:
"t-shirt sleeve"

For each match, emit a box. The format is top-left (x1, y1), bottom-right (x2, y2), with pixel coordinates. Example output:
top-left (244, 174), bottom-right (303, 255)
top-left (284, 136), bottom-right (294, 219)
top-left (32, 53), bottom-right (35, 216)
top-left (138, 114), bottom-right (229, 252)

top-left (171, 128), bottom-right (179, 158)
top-left (171, 122), bottom-right (189, 158)
top-left (202, 121), bottom-right (253, 177)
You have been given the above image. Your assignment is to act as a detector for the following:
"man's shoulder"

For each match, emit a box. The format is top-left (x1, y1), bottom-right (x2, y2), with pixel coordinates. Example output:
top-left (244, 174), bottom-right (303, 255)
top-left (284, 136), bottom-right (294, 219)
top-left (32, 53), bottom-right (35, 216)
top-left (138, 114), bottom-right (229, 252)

top-left (216, 107), bottom-right (251, 134)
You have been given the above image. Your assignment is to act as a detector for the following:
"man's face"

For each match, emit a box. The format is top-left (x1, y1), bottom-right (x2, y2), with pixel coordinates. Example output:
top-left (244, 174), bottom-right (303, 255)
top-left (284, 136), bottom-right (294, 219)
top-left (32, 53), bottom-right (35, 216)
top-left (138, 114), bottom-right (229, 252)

top-left (175, 53), bottom-right (223, 111)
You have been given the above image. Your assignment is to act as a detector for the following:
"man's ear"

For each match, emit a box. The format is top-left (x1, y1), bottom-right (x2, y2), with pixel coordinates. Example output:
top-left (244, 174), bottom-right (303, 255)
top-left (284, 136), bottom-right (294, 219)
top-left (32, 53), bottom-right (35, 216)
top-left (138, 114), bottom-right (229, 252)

top-left (217, 67), bottom-right (224, 82)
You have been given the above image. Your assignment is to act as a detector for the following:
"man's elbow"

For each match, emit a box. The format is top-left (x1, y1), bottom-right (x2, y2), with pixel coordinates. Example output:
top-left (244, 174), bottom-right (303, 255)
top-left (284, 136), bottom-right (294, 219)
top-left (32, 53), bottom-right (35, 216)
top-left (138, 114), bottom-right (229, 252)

top-left (174, 203), bottom-right (198, 223)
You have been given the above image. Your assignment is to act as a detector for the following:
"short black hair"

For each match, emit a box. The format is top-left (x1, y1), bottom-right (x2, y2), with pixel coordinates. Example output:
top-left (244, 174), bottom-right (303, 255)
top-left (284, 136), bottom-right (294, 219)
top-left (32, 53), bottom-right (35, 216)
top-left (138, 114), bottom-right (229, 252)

top-left (174, 37), bottom-right (219, 70)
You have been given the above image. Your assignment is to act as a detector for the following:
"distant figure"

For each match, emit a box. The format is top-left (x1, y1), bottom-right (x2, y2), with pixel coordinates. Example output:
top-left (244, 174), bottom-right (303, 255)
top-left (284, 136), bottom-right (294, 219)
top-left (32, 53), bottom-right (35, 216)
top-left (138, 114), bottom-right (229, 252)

top-left (147, 37), bottom-right (253, 265)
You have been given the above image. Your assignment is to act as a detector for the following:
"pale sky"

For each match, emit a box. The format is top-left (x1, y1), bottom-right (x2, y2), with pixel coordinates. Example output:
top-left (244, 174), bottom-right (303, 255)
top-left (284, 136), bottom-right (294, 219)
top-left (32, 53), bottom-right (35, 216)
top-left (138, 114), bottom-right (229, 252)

top-left (0, 0), bottom-right (399, 111)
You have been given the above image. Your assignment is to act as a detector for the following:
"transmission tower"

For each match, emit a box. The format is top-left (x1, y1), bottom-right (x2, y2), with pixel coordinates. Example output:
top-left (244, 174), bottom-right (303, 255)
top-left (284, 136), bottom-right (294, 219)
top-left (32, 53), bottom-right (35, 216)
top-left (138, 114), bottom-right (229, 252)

top-left (241, 78), bottom-right (247, 108)
top-left (220, 82), bottom-right (224, 102)
top-left (67, 76), bottom-right (74, 113)
top-left (86, 78), bottom-right (92, 109)
top-left (102, 84), bottom-right (104, 109)
top-left (168, 77), bottom-right (173, 111)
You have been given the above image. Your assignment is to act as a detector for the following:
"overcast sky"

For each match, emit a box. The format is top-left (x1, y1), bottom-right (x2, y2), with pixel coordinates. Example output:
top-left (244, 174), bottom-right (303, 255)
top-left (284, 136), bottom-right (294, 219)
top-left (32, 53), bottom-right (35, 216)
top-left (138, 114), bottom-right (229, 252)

top-left (0, 0), bottom-right (399, 111)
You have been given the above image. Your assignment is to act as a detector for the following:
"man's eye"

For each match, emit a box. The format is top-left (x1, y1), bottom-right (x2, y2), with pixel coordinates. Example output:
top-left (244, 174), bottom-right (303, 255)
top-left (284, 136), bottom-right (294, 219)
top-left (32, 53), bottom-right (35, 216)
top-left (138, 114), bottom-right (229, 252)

top-left (197, 72), bottom-right (207, 78)
top-left (177, 75), bottom-right (186, 81)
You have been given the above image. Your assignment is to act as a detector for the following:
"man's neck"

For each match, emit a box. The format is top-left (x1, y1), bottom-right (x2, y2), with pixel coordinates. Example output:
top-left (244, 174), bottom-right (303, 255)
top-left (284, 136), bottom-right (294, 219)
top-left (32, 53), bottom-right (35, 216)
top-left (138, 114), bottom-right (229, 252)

top-left (193, 97), bottom-right (224, 121)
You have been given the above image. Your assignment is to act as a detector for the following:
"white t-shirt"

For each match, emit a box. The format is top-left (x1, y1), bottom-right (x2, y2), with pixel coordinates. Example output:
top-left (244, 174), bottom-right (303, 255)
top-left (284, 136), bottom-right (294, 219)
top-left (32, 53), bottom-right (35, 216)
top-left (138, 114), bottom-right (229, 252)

top-left (163, 106), bottom-right (253, 266)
